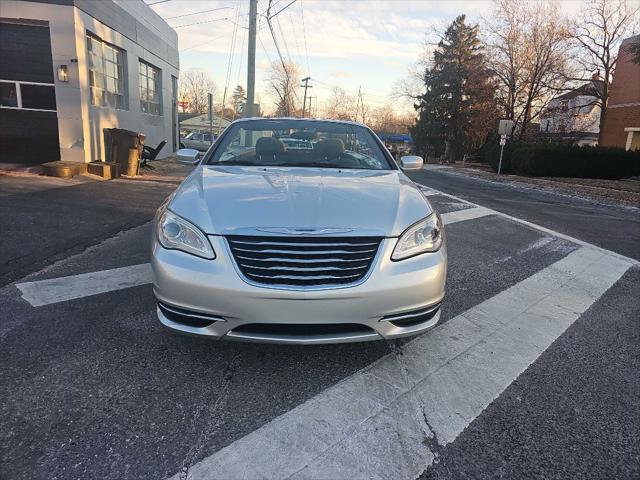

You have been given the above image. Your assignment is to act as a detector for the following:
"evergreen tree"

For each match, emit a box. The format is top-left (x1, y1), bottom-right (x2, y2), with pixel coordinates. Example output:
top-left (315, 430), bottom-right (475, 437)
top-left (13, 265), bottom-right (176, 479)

top-left (412, 15), bottom-right (497, 162)
top-left (231, 85), bottom-right (247, 116)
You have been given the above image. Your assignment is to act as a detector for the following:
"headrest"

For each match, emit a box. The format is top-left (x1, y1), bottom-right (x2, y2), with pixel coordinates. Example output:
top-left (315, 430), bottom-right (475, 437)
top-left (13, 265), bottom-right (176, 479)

top-left (321, 138), bottom-right (344, 158)
top-left (255, 137), bottom-right (286, 156)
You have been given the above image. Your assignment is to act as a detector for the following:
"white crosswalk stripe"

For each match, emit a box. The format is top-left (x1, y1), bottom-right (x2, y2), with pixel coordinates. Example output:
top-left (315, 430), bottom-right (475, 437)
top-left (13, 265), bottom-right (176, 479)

top-left (16, 263), bottom-right (152, 307)
top-left (171, 247), bottom-right (632, 480)
top-left (440, 206), bottom-right (493, 224)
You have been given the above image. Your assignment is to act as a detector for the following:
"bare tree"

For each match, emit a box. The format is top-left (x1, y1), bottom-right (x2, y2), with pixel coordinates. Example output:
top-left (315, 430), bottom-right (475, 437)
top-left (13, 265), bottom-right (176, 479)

top-left (569, 0), bottom-right (639, 142)
top-left (179, 69), bottom-right (217, 114)
top-left (392, 38), bottom-right (441, 107)
top-left (368, 106), bottom-right (414, 134)
top-left (484, 0), bottom-right (571, 137)
top-left (323, 87), bottom-right (357, 121)
top-left (268, 61), bottom-right (301, 117)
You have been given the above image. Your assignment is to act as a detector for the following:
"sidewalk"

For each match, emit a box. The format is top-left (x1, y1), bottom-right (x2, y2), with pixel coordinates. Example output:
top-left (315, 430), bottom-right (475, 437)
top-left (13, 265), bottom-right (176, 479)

top-left (0, 156), bottom-right (193, 287)
top-left (438, 162), bottom-right (640, 209)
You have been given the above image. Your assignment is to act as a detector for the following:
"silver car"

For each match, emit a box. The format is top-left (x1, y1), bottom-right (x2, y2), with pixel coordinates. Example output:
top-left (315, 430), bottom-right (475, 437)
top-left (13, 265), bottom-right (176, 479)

top-left (180, 131), bottom-right (214, 151)
top-left (152, 118), bottom-right (446, 344)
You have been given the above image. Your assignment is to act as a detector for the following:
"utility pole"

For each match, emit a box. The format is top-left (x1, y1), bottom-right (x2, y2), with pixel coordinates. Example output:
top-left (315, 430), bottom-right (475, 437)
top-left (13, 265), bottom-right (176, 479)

top-left (307, 96), bottom-right (315, 118)
top-left (357, 86), bottom-right (365, 123)
top-left (245, 0), bottom-right (257, 118)
top-left (218, 86), bottom-right (227, 136)
top-left (300, 77), bottom-right (311, 118)
top-left (208, 93), bottom-right (213, 139)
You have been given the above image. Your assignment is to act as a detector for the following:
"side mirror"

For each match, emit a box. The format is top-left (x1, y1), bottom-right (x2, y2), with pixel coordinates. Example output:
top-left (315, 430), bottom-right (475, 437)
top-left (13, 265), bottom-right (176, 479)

top-left (399, 155), bottom-right (423, 171)
top-left (176, 148), bottom-right (201, 165)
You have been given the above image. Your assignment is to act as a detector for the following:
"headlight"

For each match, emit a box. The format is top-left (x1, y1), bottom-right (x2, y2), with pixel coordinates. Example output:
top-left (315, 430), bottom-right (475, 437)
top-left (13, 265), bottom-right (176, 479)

top-left (157, 209), bottom-right (215, 259)
top-left (391, 213), bottom-right (443, 261)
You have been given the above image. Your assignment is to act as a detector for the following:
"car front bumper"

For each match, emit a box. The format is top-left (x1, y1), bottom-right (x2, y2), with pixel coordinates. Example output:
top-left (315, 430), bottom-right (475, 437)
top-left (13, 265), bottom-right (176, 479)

top-left (151, 235), bottom-right (447, 344)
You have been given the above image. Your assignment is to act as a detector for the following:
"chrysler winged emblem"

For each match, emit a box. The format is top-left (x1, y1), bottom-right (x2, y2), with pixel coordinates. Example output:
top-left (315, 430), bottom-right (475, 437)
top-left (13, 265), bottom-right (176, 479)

top-left (255, 227), bottom-right (355, 235)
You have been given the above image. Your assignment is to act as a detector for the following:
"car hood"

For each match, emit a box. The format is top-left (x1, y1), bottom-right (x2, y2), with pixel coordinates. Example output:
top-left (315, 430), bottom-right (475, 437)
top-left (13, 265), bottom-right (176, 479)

top-left (168, 166), bottom-right (432, 237)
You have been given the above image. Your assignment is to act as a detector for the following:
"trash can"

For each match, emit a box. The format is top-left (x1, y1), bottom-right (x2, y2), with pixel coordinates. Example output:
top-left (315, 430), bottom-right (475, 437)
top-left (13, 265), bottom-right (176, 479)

top-left (126, 148), bottom-right (140, 176)
top-left (103, 128), bottom-right (145, 176)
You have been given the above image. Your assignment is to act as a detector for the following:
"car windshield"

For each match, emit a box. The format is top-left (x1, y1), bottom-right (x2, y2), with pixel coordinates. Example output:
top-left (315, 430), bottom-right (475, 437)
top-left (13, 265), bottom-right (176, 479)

top-left (205, 119), bottom-right (393, 170)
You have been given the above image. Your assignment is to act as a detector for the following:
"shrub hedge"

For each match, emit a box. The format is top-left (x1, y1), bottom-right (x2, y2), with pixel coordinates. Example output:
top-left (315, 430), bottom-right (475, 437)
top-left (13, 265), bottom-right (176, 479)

top-left (482, 138), bottom-right (515, 174)
top-left (483, 141), bottom-right (640, 179)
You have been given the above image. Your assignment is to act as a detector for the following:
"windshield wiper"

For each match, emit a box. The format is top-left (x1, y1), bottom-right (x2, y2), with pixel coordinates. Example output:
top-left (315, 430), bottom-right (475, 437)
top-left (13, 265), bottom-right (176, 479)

top-left (217, 160), bottom-right (265, 166)
top-left (288, 162), bottom-right (350, 169)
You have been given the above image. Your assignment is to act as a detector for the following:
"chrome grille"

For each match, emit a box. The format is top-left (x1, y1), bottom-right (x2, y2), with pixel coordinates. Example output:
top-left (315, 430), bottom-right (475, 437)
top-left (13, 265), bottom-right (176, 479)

top-left (226, 235), bottom-right (381, 287)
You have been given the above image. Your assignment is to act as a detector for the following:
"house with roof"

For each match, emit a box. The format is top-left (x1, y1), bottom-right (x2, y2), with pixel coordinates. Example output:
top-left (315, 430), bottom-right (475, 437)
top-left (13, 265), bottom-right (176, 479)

top-left (539, 77), bottom-right (603, 146)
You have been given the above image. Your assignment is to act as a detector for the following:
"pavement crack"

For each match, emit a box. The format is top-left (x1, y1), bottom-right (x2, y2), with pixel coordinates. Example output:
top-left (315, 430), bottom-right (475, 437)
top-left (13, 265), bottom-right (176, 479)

top-left (420, 408), bottom-right (443, 458)
top-left (385, 340), bottom-right (414, 390)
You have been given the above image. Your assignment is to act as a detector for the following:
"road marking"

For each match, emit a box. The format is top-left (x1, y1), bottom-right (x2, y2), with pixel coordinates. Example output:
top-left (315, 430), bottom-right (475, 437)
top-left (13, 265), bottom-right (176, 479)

top-left (14, 186), bottom-right (635, 307)
top-left (168, 247), bottom-right (632, 480)
top-left (419, 187), bottom-right (439, 196)
top-left (418, 182), bottom-right (640, 267)
top-left (14, 206), bottom-right (490, 307)
top-left (440, 206), bottom-right (493, 225)
top-left (16, 264), bottom-right (152, 307)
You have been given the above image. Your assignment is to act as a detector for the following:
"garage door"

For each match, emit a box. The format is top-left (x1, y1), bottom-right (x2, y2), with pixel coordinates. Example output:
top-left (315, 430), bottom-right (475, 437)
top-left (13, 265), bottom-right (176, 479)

top-left (0, 21), bottom-right (60, 166)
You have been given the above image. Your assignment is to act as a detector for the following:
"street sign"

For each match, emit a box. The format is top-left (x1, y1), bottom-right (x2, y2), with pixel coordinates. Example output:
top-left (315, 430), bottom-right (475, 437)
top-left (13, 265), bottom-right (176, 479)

top-left (497, 134), bottom-right (507, 175)
top-left (498, 120), bottom-right (514, 135)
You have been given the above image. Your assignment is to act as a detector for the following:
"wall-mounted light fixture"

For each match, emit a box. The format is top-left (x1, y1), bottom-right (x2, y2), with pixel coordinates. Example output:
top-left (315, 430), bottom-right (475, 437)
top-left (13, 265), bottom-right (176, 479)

top-left (57, 64), bottom-right (69, 82)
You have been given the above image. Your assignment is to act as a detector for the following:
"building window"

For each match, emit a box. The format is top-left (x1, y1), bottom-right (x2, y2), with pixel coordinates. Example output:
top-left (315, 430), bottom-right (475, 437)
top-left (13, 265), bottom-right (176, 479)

top-left (139, 60), bottom-right (162, 115)
top-left (0, 80), bottom-right (56, 111)
top-left (87, 33), bottom-right (128, 110)
top-left (0, 82), bottom-right (18, 107)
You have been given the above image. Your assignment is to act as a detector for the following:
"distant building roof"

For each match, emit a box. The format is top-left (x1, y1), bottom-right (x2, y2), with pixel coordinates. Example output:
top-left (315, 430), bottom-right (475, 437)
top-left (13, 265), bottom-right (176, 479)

top-left (178, 113), bottom-right (200, 123)
top-left (556, 80), bottom-right (604, 100)
top-left (179, 113), bottom-right (231, 130)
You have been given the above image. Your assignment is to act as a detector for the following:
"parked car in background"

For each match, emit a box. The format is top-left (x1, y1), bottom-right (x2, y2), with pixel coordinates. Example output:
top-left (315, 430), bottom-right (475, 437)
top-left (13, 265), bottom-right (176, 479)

top-left (279, 137), bottom-right (313, 150)
top-left (152, 118), bottom-right (446, 345)
top-left (180, 131), bottom-right (214, 151)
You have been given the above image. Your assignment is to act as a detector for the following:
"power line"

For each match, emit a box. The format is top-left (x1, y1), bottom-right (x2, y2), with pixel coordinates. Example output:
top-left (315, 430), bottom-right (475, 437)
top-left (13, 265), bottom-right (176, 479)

top-left (165, 6), bottom-right (232, 20)
top-left (287, 5), bottom-right (303, 64)
top-left (147, 0), bottom-right (173, 5)
top-left (180, 33), bottom-right (229, 52)
top-left (261, 0), bottom-right (280, 17)
top-left (313, 78), bottom-right (388, 99)
top-left (173, 17), bottom-right (230, 29)
top-left (266, 0), bottom-right (288, 72)
top-left (236, 21), bottom-right (247, 87)
top-left (275, 15), bottom-right (292, 64)
top-left (224, 4), bottom-right (242, 94)
top-left (258, 31), bottom-right (274, 64)
top-left (269, 0), bottom-right (297, 19)
top-left (300, 1), bottom-right (311, 76)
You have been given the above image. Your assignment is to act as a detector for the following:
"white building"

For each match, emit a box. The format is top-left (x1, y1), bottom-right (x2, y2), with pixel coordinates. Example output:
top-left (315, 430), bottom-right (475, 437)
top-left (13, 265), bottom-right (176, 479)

top-left (0, 0), bottom-right (179, 167)
top-left (539, 79), bottom-right (603, 146)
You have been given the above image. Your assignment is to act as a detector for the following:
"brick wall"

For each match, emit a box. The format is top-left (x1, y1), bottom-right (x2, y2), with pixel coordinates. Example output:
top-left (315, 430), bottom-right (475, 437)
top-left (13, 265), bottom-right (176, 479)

top-left (600, 35), bottom-right (640, 148)
top-left (600, 106), bottom-right (640, 147)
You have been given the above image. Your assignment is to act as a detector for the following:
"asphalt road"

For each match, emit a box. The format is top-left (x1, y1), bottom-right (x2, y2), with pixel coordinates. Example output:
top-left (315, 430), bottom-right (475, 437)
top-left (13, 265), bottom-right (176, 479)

top-left (0, 167), bottom-right (638, 479)
top-left (0, 174), bottom-right (180, 287)
top-left (408, 167), bottom-right (640, 261)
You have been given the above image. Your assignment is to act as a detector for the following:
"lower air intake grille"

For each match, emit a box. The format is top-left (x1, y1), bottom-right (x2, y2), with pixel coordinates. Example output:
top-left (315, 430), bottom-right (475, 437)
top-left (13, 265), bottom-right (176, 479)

top-left (226, 235), bottom-right (381, 287)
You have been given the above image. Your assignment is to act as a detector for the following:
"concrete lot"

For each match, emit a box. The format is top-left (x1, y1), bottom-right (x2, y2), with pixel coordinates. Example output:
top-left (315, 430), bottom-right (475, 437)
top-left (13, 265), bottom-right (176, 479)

top-left (0, 165), bottom-right (638, 480)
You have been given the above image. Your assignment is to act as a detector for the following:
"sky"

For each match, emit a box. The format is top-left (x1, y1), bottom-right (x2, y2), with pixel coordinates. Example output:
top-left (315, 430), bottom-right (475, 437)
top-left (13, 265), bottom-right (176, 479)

top-left (146, 0), bottom-right (587, 114)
